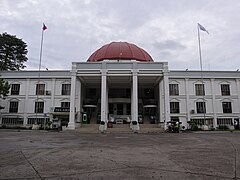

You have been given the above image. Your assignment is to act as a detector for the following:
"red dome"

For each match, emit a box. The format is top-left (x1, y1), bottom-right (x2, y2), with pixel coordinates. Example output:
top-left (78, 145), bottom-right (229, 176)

top-left (87, 42), bottom-right (153, 62)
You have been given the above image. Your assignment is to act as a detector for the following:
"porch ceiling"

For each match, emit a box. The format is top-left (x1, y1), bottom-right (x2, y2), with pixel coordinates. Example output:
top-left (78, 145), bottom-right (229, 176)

top-left (78, 75), bottom-right (162, 87)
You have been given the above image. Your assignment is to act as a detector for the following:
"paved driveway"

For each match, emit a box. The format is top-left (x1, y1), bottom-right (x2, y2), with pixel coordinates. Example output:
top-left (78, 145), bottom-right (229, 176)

top-left (0, 130), bottom-right (240, 180)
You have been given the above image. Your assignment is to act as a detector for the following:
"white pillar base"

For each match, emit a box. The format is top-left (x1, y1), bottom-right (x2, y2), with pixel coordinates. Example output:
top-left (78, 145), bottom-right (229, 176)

top-left (67, 122), bottom-right (75, 130)
top-left (99, 124), bottom-right (107, 132)
top-left (132, 124), bottom-right (140, 132)
top-left (131, 121), bottom-right (140, 132)
top-left (164, 123), bottom-right (168, 131)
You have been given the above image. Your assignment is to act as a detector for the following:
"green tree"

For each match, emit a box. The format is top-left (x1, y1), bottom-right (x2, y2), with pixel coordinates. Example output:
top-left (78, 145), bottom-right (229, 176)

top-left (0, 77), bottom-right (10, 99)
top-left (0, 32), bottom-right (28, 71)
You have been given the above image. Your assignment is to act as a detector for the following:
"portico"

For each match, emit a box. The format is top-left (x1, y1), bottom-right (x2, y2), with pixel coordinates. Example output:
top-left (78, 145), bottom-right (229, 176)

top-left (68, 60), bottom-right (170, 130)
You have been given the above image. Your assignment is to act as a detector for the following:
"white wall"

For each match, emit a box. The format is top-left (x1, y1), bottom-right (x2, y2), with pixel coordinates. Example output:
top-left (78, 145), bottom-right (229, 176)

top-left (169, 73), bottom-right (240, 127)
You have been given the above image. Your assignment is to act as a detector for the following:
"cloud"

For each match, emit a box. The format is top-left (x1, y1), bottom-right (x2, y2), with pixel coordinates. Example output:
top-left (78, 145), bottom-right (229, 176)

top-left (153, 40), bottom-right (186, 51)
top-left (1, 0), bottom-right (240, 70)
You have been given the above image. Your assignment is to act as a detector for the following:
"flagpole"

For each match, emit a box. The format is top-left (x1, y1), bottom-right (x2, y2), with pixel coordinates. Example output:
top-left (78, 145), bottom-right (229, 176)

top-left (35, 25), bottom-right (45, 127)
top-left (197, 25), bottom-right (203, 73)
top-left (38, 28), bottom-right (44, 74)
top-left (197, 24), bottom-right (206, 126)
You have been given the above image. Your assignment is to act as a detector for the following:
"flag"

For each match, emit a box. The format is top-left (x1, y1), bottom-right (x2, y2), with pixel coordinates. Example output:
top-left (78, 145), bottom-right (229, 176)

top-left (198, 23), bottom-right (209, 34)
top-left (42, 23), bottom-right (47, 31)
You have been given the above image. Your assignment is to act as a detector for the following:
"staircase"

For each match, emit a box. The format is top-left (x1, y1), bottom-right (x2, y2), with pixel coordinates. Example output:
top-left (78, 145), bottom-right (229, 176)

top-left (75, 123), bottom-right (164, 134)
top-left (107, 124), bottom-right (132, 133)
top-left (139, 124), bottom-right (164, 134)
top-left (75, 124), bottom-right (99, 133)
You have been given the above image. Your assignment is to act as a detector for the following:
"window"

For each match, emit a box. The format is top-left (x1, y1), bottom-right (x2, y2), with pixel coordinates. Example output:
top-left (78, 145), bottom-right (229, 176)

top-left (117, 104), bottom-right (123, 115)
top-left (169, 84), bottom-right (179, 96)
top-left (170, 102), bottom-right (180, 113)
top-left (195, 84), bottom-right (205, 96)
top-left (62, 84), bottom-right (71, 95)
top-left (222, 102), bottom-right (232, 113)
top-left (2, 117), bottom-right (23, 125)
top-left (36, 84), bottom-right (45, 95)
top-left (35, 102), bottom-right (44, 113)
top-left (27, 118), bottom-right (49, 125)
top-left (196, 102), bottom-right (206, 113)
top-left (221, 84), bottom-right (230, 96)
top-left (191, 118), bottom-right (213, 126)
top-left (217, 118), bottom-right (232, 125)
top-left (9, 102), bottom-right (18, 113)
top-left (61, 102), bottom-right (70, 108)
top-left (11, 84), bottom-right (20, 95)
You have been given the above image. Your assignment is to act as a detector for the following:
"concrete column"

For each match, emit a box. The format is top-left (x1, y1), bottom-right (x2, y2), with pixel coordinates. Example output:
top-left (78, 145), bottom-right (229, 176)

top-left (163, 73), bottom-right (170, 130)
top-left (101, 72), bottom-right (107, 122)
top-left (131, 83), bottom-right (133, 120)
top-left (211, 79), bottom-right (217, 128)
top-left (185, 78), bottom-right (190, 122)
top-left (106, 84), bottom-right (109, 121)
top-left (158, 80), bottom-right (163, 123)
top-left (50, 78), bottom-right (56, 110)
top-left (23, 78), bottom-right (30, 126)
top-left (132, 72), bottom-right (138, 122)
top-left (76, 78), bottom-right (81, 123)
top-left (68, 73), bottom-right (76, 129)
top-left (236, 79), bottom-right (240, 116)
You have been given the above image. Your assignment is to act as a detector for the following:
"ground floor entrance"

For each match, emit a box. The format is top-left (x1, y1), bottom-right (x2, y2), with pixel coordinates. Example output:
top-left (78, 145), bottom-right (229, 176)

top-left (81, 100), bottom-right (158, 125)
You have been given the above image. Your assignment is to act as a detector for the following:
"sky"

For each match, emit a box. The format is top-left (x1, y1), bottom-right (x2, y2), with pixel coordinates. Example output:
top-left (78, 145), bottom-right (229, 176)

top-left (1, 0), bottom-right (240, 71)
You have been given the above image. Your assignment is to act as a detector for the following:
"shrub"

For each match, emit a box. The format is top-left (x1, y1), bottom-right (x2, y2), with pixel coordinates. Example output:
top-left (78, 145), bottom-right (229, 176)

top-left (192, 125), bottom-right (199, 131)
top-left (1, 124), bottom-right (6, 128)
top-left (217, 125), bottom-right (229, 130)
top-left (187, 121), bottom-right (199, 131)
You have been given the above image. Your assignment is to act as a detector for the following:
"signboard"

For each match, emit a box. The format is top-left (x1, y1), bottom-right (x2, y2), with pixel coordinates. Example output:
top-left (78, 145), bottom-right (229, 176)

top-left (54, 107), bottom-right (70, 112)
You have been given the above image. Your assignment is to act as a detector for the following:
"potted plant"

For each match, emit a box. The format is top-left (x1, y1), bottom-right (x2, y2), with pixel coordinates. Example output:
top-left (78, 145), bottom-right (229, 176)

top-left (61, 121), bottom-right (68, 131)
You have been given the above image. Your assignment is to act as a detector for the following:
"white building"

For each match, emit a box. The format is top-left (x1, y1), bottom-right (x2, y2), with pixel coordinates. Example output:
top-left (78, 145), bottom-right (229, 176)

top-left (0, 42), bottom-right (240, 131)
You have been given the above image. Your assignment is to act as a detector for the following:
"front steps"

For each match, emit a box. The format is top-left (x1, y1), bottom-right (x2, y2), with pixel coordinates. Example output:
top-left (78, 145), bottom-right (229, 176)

top-left (107, 124), bottom-right (132, 133)
top-left (75, 124), bottom-right (99, 133)
top-left (75, 123), bottom-right (164, 134)
top-left (139, 124), bottom-right (165, 134)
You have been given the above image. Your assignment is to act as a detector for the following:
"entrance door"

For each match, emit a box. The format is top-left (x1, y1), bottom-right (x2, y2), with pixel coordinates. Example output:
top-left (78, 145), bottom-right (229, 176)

top-left (234, 118), bottom-right (239, 129)
top-left (117, 104), bottom-right (123, 115)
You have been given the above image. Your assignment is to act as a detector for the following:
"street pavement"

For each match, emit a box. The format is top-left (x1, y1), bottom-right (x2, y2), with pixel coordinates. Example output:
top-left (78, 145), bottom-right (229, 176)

top-left (0, 130), bottom-right (240, 180)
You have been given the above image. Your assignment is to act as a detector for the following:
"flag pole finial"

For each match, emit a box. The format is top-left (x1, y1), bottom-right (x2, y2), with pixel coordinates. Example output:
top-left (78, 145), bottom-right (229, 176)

top-left (42, 23), bottom-right (48, 31)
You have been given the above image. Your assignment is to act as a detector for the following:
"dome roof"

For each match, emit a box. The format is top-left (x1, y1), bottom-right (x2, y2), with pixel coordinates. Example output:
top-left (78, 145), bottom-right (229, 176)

top-left (87, 42), bottom-right (153, 62)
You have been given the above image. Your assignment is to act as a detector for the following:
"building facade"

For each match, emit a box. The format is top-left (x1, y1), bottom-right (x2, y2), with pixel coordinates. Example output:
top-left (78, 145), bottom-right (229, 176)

top-left (0, 42), bottom-right (240, 130)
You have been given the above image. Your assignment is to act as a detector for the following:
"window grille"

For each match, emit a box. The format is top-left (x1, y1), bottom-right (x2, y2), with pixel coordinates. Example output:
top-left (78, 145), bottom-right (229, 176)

top-left (222, 102), bottom-right (232, 113)
top-left (35, 102), bottom-right (44, 113)
top-left (61, 102), bottom-right (70, 108)
top-left (36, 84), bottom-right (45, 95)
top-left (9, 101), bottom-right (19, 113)
top-left (169, 84), bottom-right (179, 96)
top-left (2, 117), bottom-right (23, 125)
top-left (170, 102), bottom-right (180, 113)
top-left (11, 84), bottom-right (20, 95)
top-left (62, 84), bottom-right (71, 95)
top-left (221, 84), bottom-right (230, 96)
top-left (196, 102), bottom-right (206, 113)
top-left (217, 118), bottom-right (232, 125)
top-left (195, 84), bottom-right (205, 96)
